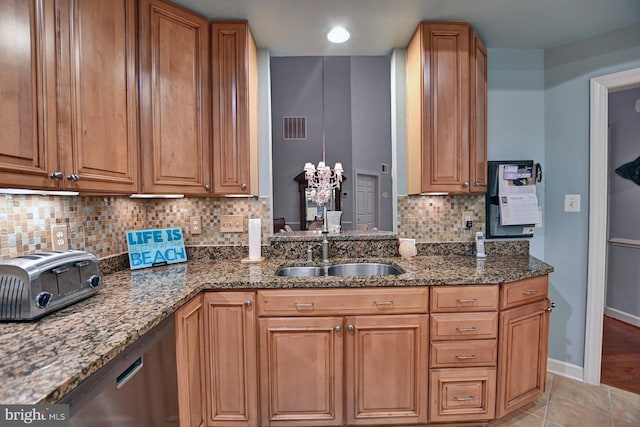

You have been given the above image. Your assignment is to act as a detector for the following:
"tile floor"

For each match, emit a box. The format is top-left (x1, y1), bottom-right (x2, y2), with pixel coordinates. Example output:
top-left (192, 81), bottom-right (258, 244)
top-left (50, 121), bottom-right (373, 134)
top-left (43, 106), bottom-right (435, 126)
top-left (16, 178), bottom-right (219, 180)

top-left (489, 373), bottom-right (640, 427)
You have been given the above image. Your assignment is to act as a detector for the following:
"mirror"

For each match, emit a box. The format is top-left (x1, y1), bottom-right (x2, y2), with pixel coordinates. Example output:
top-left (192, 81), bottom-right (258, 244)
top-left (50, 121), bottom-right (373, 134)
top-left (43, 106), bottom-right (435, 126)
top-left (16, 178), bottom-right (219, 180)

top-left (270, 56), bottom-right (393, 233)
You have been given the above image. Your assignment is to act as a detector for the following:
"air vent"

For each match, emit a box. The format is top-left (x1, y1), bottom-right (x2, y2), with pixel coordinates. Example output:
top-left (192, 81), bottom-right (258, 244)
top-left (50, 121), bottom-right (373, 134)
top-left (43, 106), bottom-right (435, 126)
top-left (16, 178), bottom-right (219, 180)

top-left (0, 275), bottom-right (24, 320)
top-left (283, 116), bottom-right (307, 140)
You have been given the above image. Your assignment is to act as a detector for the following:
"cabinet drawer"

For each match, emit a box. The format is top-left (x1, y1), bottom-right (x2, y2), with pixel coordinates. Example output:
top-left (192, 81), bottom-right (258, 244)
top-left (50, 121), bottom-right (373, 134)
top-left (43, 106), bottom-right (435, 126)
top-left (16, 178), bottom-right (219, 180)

top-left (500, 276), bottom-right (548, 309)
top-left (429, 367), bottom-right (496, 423)
top-left (257, 288), bottom-right (428, 317)
top-left (430, 312), bottom-right (498, 340)
top-left (431, 286), bottom-right (498, 312)
top-left (430, 340), bottom-right (497, 368)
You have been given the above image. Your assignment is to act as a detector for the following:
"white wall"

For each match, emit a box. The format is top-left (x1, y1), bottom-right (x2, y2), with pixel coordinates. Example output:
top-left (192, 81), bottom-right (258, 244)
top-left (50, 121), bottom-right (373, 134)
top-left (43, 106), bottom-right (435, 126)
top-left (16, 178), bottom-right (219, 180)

top-left (544, 23), bottom-right (640, 367)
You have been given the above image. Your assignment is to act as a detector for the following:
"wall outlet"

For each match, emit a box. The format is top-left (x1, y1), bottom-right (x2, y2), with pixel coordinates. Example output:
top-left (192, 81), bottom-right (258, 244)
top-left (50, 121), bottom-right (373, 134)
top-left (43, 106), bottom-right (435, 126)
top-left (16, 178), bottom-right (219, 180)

top-left (462, 211), bottom-right (474, 229)
top-left (50, 225), bottom-right (69, 250)
top-left (220, 215), bottom-right (244, 232)
top-left (189, 216), bottom-right (202, 235)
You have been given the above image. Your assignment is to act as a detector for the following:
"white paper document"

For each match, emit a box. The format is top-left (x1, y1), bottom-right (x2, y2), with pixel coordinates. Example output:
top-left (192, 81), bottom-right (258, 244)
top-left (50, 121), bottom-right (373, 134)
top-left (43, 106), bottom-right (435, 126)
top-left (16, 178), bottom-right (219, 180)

top-left (497, 164), bottom-right (541, 225)
top-left (499, 193), bottom-right (541, 225)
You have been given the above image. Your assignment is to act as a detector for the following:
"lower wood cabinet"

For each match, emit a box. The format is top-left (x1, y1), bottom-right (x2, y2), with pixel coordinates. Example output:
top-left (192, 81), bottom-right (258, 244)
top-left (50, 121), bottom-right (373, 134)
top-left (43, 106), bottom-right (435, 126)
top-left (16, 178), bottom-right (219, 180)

top-left (175, 293), bottom-right (206, 427)
top-left (203, 292), bottom-right (258, 427)
top-left (175, 276), bottom-right (551, 427)
top-left (429, 367), bottom-right (496, 422)
top-left (258, 316), bottom-right (344, 427)
top-left (496, 298), bottom-right (550, 418)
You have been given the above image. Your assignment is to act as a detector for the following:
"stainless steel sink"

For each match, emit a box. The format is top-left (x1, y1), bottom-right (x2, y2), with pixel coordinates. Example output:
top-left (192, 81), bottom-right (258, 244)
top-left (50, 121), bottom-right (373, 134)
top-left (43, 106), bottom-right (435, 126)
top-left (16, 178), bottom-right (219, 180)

top-left (275, 266), bottom-right (325, 277)
top-left (276, 262), bottom-right (403, 277)
top-left (327, 262), bottom-right (403, 276)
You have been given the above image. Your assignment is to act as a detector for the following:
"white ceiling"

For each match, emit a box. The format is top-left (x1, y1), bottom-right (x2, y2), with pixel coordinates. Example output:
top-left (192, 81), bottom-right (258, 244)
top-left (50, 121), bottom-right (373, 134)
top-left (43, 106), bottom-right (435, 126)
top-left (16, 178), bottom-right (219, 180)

top-left (171, 0), bottom-right (640, 56)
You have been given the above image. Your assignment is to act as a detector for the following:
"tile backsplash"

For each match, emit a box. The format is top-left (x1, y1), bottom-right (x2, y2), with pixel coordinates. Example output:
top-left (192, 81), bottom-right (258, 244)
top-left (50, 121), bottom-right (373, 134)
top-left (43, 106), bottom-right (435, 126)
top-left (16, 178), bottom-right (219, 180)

top-left (0, 195), bottom-right (271, 260)
top-left (397, 194), bottom-right (485, 242)
top-left (1, 193), bottom-right (486, 260)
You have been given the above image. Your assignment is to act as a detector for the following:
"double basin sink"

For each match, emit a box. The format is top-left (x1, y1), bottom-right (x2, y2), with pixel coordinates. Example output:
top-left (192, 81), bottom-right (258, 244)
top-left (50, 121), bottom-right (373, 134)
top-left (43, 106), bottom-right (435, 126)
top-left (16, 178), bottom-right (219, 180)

top-left (276, 262), bottom-right (403, 278)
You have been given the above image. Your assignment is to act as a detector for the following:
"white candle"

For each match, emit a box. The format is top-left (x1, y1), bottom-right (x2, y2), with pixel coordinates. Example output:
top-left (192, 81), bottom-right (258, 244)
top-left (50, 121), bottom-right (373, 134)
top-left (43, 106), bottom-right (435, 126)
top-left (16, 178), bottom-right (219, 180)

top-left (248, 218), bottom-right (261, 260)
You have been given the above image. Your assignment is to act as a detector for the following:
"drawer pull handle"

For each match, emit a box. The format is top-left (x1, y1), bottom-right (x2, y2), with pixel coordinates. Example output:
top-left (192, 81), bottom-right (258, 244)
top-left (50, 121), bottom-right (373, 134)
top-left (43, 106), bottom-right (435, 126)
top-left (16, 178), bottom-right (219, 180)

top-left (456, 327), bottom-right (477, 333)
top-left (455, 354), bottom-right (476, 360)
top-left (454, 396), bottom-right (475, 402)
top-left (522, 289), bottom-right (538, 296)
top-left (374, 301), bottom-right (394, 306)
top-left (294, 303), bottom-right (314, 309)
top-left (456, 298), bottom-right (477, 303)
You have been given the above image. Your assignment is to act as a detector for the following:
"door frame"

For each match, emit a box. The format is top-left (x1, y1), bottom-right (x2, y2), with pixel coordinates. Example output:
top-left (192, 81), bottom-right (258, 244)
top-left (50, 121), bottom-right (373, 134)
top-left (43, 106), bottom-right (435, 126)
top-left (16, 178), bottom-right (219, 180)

top-left (353, 169), bottom-right (380, 230)
top-left (585, 66), bottom-right (640, 384)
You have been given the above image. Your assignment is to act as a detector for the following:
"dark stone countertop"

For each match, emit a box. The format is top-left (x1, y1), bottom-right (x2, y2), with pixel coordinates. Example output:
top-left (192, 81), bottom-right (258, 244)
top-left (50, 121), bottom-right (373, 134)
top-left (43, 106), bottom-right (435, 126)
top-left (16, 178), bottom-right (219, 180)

top-left (0, 254), bottom-right (553, 405)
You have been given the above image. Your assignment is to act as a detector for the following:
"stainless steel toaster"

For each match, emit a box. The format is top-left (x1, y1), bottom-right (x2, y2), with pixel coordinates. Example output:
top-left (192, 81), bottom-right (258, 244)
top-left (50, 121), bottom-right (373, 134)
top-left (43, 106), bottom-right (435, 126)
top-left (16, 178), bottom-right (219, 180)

top-left (0, 250), bottom-right (101, 321)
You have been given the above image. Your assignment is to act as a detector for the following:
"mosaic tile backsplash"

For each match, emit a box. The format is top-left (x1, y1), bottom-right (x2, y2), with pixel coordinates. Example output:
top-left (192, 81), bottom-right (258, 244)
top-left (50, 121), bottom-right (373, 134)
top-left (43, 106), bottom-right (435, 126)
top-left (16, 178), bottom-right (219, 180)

top-left (397, 194), bottom-right (485, 242)
top-left (1, 193), bottom-right (486, 260)
top-left (0, 195), bottom-right (271, 260)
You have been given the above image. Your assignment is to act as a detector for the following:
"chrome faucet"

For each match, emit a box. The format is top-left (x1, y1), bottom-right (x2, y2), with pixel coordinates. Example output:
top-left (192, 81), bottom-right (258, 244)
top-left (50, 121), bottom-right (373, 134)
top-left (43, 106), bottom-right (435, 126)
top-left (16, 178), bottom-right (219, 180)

top-left (306, 239), bottom-right (330, 264)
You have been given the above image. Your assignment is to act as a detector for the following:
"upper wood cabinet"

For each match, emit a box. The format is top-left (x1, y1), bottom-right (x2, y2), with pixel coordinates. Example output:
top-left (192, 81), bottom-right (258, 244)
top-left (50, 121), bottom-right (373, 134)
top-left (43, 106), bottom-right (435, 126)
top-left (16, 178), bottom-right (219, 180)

top-left (406, 22), bottom-right (487, 195)
top-left (139, 0), bottom-right (212, 195)
top-left (57, 0), bottom-right (139, 193)
top-left (0, 0), bottom-right (138, 193)
top-left (211, 21), bottom-right (259, 196)
top-left (0, 0), bottom-right (58, 189)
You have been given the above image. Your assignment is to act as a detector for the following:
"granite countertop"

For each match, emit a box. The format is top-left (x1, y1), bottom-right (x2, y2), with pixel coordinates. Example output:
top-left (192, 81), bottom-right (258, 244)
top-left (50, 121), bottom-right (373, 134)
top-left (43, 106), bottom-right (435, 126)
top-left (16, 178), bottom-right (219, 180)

top-left (0, 254), bottom-right (553, 405)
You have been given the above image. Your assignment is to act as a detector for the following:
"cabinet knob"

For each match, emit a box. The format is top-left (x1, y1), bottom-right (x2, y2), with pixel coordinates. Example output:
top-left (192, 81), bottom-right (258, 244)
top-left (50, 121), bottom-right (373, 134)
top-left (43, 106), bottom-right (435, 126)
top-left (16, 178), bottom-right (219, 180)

top-left (49, 171), bottom-right (63, 180)
top-left (205, 183), bottom-right (211, 190)
top-left (334, 325), bottom-right (341, 332)
top-left (546, 302), bottom-right (556, 312)
top-left (474, 181), bottom-right (481, 187)
top-left (244, 300), bottom-right (252, 307)
top-left (67, 173), bottom-right (80, 182)
top-left (347, 324), bottom-right (355, 332)
top-left (463, 181), bottom-right (470, 187)
top-left (240, 183), bottom-right (247, 191)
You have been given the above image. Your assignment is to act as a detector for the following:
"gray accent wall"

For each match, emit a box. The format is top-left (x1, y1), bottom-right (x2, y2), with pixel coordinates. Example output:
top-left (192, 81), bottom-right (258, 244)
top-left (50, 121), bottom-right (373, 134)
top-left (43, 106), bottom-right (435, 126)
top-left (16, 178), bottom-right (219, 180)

top-left (271, 56), bottom-right (393, 231)
top-left (544, 23), bottom-right (640, 367)
top-left (606, 87), bottom-right (640, 318)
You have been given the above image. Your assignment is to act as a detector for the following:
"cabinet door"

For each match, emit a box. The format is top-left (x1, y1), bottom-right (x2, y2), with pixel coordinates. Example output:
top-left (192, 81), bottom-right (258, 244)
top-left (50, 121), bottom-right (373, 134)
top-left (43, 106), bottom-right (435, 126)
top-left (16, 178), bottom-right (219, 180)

top-left (211, 21), bottom-right (258, 195)
top-left (139, 0), bottom-right (211, 195)
top-left (422, 23), bottom-right (470, 194)
top-left (259, 317), bottom-right (344, 427)
top-left (175, 294), bottom-right (206, 427)
top-left (57, 0), bottom-right (138, 193)
top-left (496, 299), bottom-right (550, 418)
top-left (0, 0), bottom-right (58, 189)
top-left (469, 28), bottom-right (487, 194)
top-left (203, 292), bottom-right (257, 427)
top-left (344, 315), bottom-right (428, 425)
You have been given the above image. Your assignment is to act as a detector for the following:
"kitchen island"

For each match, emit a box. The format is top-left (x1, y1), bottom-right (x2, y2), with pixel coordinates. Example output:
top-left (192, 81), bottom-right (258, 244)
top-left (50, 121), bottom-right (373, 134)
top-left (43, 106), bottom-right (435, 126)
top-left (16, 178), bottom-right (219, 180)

top-left (0, 253), bottom-right (553, 425)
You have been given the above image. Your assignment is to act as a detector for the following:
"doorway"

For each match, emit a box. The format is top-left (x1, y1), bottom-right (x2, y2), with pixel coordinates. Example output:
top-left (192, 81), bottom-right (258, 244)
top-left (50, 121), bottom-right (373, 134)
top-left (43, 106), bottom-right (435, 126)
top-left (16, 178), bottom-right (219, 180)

top-left (585, 67), bottom-right (640, 385)
top-left (355, 171), bottom-right (379, 230)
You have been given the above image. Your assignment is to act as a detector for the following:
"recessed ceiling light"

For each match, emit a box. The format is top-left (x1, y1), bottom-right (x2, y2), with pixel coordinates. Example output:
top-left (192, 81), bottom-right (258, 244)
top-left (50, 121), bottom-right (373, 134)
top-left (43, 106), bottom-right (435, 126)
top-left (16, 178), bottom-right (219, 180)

top-left (327, 26), bottom-right (350, 44)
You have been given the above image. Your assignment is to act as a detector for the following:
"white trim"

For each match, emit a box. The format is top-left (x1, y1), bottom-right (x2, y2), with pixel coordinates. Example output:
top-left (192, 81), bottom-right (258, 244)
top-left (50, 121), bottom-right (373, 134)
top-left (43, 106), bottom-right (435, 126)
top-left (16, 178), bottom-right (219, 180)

top-left (547, 358), bottom-right (585, 382)
top-left (604, 306), bottom-right (640, 328)
top-left (585, 67), bottom-right (640, 385)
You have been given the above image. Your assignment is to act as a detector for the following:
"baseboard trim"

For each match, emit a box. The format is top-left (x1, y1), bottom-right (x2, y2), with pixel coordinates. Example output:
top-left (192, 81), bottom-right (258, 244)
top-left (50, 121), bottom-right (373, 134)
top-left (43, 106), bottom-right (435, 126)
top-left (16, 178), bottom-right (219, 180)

top-left (547, 358), bottom-right (584, 382)
top-left (604, 306), bottom-right (640, 328)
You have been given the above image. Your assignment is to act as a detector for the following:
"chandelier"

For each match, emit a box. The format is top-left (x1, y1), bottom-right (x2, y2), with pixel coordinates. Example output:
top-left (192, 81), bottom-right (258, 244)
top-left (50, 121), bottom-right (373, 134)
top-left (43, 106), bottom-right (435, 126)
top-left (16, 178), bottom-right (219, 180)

top-left (303, 57), bottom-right (344, 207)
top-left (304, 161), bottom-right (343, 206)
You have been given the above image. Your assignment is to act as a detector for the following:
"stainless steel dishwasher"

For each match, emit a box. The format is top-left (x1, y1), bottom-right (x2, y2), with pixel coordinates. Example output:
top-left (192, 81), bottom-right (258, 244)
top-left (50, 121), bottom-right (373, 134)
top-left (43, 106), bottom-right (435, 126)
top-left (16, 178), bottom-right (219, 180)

top-left (60, 316), bottom-right (179, 427)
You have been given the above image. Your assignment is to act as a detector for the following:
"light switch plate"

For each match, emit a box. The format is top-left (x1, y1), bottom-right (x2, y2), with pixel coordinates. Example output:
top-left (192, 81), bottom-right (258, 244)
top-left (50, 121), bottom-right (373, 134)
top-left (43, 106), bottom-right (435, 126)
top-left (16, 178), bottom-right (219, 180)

top-left (189, 216), bottom-right (202, 235)
top-left (220, 215), bottom-right (244, 232)
top-left (564, 194), bottom-right (581, 212)
top-left (51, 225), bottom-right (69, 250)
